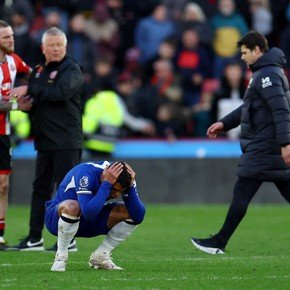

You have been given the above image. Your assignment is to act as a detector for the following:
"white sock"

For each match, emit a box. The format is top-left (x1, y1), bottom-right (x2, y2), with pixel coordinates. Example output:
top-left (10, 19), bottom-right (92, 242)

top-left (95, 221), bottom-right (136, 255)
top-left (57, 214), bottom-right (80, 256)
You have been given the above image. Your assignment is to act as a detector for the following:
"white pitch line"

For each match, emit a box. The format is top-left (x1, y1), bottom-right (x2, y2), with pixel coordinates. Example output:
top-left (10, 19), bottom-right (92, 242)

top-left (1, 255), bottom-right (290, 267)
top-left (1, 264), bottom-right (290, 283)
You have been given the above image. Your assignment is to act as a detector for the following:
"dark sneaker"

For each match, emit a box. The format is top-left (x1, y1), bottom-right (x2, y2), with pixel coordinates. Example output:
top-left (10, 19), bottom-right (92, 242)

top-left (11, 236), bottom-right (44, 251)
top-left (0, 237), bottom-right (8, 251)
top-left (46, 239), bottom-right (78, 252)
top-left (190, 237), bottom-right (225, 255)
top-left (0, 242), bottom-right (8, 251)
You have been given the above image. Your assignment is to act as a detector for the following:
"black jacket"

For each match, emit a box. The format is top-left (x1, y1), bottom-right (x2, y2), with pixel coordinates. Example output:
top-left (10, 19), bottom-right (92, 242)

top-left (221, 48), bottom-right (290, 181)
top-left (28, 56), bottom-right (84, 151)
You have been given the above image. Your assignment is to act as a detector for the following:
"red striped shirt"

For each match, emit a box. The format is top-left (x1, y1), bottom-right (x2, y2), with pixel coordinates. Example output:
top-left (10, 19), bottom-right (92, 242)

top-left (0, 53), bottom-right (30, 135)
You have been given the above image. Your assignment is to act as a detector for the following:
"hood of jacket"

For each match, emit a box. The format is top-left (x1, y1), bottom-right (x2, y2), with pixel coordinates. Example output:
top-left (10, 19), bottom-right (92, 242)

top-left (250, 47), bottom-right (286, 72)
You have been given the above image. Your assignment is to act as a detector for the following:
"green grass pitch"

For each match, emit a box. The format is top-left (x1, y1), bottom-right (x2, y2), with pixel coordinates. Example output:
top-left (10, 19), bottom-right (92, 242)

top-left (1, 204), bottom-right (290, 289)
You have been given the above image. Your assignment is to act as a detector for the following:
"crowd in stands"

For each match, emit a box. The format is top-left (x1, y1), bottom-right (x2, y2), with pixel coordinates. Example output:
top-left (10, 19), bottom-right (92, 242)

top-left (5, 0), bottom-right (290, 142)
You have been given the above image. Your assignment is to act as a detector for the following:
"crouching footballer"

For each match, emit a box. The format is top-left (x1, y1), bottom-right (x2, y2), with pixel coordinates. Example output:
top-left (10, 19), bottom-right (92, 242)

top-left (45, 161), bottom-right (146, 271)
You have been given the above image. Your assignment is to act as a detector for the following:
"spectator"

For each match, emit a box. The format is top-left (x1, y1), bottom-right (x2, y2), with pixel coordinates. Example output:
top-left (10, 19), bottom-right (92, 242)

top-left (210, 61), bottom-right (246, 139)
top-left (10, 9), bottom-right (41, 67)
top-left (190, 0), bottom-right (218, 18)
top-left (85, 2), bottom-right (120, 63)
top-left (40, 1), bottom-right (74, 31)
top-left (89, 57), bottom-right (117, 96)
top-left (267, 0), bottom-right (289, 47)
top-left (211, 0), bottom-right (248, 78)
top-left (144, 37), bottom-right (177, 82)
top-left (176, 28), bottom-right (212, 107)
top-left (151, 59), bottom-right (182, 105)
top-left (238, 1), bottom-right (287, 48)
top-left (155, 102), bottom-right (186, 140)
top-left (162, 0), bottom-right (189, 22)
top-left (11, 0), bottom-right (35, 26)
top-left (124, 74), bottom-right (160, 122)
top-left (187, 78), bottom-right (220, 137)
top-left (163, 0), bottom-right (218, 21)
top-left (106, 0), bottom-right (140, 69)
top-left (82, 87), bottom-right (124, 160)
top-left (135, 4), bottom-right (176, 65)
top-left (149, 59), bottom-right (191, 137)
top-left (123, 47), bottom-right (142, 76)
top-left (67, 13), bottom-right (95, 78)
top-left (116, 71), bottom-right (156, 137)
top-left (66, 13), bottom-right (96, 105)
top-left (83, 73), bottom-right (155, 159)
top-left (31, 9), bottom-right (62, 45)
top-left (249, 0), bottom-right (273, 38)
top-left (179, 2), bottom-right (213, 49)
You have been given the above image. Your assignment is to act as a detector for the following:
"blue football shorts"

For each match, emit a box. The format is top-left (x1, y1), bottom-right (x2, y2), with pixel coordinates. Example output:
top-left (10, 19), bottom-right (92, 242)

top-left (45, 202), bottom-right (119, 237)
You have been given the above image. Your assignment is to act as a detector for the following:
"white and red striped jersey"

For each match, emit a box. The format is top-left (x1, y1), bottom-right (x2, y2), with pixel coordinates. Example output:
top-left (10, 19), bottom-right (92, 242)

top-left (0, 53), bottom-right (31, 135)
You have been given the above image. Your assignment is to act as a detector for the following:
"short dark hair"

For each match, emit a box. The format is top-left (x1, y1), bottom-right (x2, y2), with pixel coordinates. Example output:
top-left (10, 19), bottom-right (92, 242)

top-left (0, 20), bottom-right (10, 28)
top-left (110, 161), bottom-right (132, 189)
top-left (237, 30), bottom-right (269, 53)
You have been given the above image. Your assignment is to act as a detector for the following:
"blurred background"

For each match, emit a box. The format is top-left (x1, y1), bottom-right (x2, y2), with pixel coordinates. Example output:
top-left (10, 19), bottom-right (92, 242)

top-left (6, 0), bottom-right (290, 204)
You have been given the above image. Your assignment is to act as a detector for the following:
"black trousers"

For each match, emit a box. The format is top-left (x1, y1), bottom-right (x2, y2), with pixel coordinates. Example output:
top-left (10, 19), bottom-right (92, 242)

top-left (216, 176), bottom-right (290, 246)
top-left (29, 149), bottom-right (81, 239)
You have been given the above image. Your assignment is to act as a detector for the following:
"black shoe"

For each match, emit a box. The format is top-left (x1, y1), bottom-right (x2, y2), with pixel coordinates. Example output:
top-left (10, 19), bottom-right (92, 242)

top-left (0, 238), bottom-right (9, 251)
top-left (190, 236), bottom-right (225, 254)
top-left (46, 239), bottom-right (78, 252)
top-left (10, 236), bottom-right (44, 251)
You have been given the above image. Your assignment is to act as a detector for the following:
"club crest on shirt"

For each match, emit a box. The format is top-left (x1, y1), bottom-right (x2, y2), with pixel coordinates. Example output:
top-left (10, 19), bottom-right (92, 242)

top-left (50, 71), bottom-right (58, 79)
top-left (79, 176), bottom-right (89, 188)
top-left (9, 64), bottom-right (15, 72)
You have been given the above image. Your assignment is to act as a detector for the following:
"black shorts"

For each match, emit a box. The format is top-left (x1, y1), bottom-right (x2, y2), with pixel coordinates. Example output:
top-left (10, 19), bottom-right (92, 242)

top-left (0, 135), bottom-right (11, 174)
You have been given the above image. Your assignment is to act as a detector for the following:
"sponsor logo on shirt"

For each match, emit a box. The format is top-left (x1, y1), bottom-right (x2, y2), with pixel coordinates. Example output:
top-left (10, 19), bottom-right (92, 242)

top-left (1, 83), bottom-right (11, 100)
top-left (2, 83), bottom-right (11, 91)
top-left (261, 77), bottom-right (272, 88)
